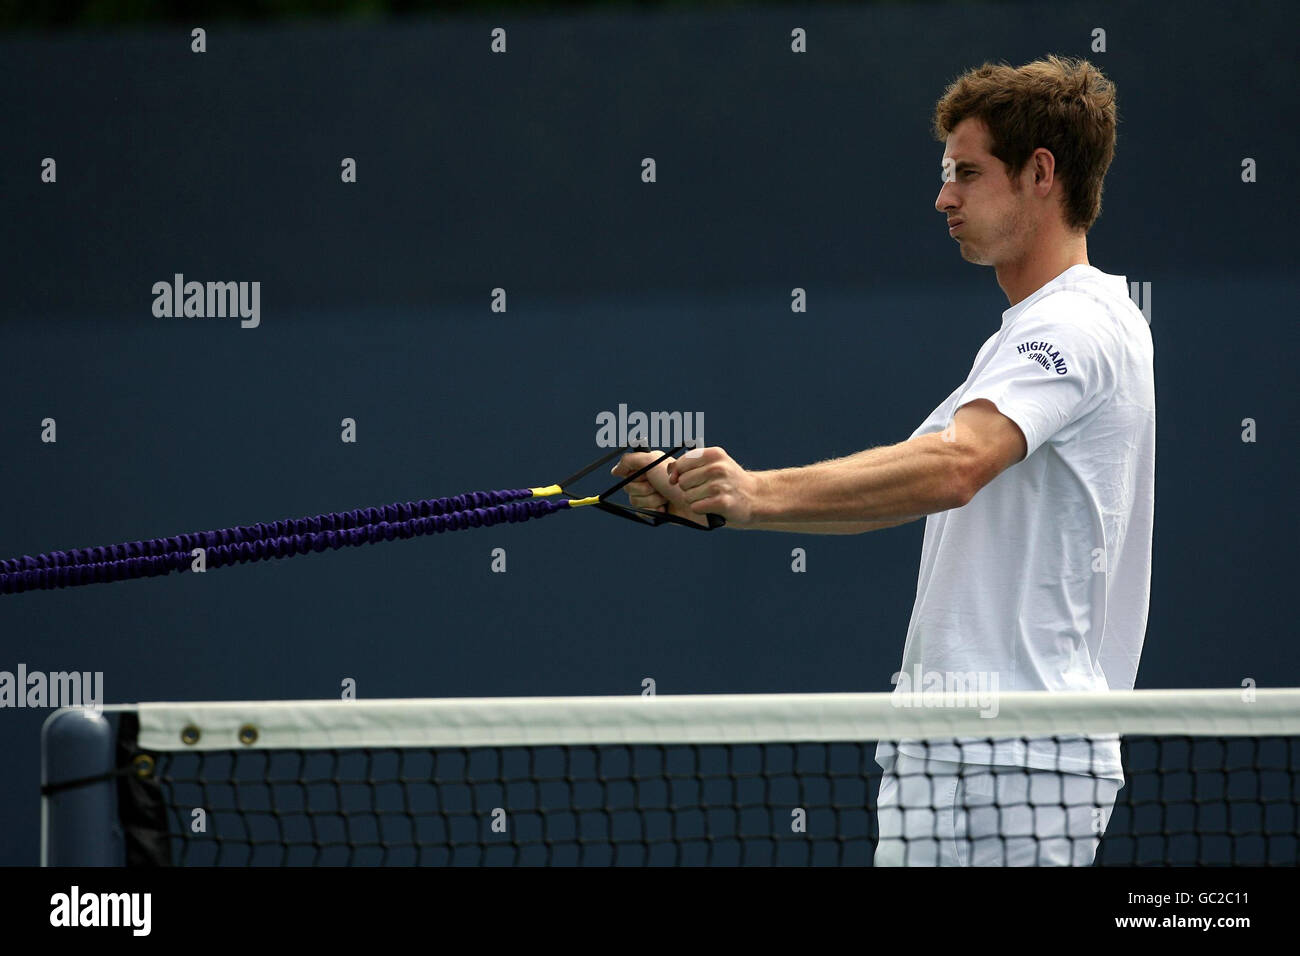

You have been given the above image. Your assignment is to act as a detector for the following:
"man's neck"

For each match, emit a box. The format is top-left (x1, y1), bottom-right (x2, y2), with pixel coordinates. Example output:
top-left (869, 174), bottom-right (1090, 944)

top-left (996, 236), bottom-right (1090, 307)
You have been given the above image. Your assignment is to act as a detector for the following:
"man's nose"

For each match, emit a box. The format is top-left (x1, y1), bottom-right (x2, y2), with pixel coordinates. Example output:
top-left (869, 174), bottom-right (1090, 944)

top-left (935, 182), bottom-right (959, 213)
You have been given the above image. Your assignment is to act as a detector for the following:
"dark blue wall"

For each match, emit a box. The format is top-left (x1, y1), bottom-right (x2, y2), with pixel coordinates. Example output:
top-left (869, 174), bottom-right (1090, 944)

top-left (2, 1), bottom-right (1296, 864)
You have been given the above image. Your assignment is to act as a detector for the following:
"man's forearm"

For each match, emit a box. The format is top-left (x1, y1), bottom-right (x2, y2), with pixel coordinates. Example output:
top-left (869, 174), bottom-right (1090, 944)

top-left (739, 515), bottom-right (921, 534)
top-left (751, 433), bottom-right (969, 524)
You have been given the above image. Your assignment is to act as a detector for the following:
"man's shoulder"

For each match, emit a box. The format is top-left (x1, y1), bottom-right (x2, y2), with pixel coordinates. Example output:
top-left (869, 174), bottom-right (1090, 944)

top-left (1021, 275), bottom-right (1151, 357)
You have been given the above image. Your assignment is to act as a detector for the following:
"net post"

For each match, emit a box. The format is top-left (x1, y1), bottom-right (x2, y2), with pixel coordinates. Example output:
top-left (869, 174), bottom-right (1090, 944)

top-left (41, 707), bottom-right (121, 866)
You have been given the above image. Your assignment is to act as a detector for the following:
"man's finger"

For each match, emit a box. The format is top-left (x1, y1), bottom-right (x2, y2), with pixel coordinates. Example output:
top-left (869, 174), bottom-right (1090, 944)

top-left (666, 447), bottom-right (709, 484)
top-left (675, 463), bottom-right (720, 493)
top-left (611, 452), bottom-right (659, 477)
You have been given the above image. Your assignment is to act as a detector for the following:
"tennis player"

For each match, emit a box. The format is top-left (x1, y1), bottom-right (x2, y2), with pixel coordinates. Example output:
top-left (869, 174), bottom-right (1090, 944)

top-left (613, 56), bottom-right (1155, 866)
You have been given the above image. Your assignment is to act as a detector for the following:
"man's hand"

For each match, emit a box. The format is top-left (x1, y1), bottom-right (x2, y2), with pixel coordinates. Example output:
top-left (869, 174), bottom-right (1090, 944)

top-left (666, 446), bottom-right (764, 527)
top-left (610, 451), bottom-right (710, 527)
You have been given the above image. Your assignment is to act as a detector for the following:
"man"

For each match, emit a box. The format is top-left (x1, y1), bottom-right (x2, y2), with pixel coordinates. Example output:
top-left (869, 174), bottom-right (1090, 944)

top-left (613, 56), bottom-right (1155, 866)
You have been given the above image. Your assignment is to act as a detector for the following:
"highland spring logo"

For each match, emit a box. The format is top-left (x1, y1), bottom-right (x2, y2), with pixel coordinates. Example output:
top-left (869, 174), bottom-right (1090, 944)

top-left (595, 405), bottom-right (704, 450)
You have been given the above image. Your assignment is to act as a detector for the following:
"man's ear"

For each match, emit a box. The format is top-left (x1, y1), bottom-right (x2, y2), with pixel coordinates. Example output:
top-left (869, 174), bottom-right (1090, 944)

top-left (1033, 148), bottom-right (1056, 191)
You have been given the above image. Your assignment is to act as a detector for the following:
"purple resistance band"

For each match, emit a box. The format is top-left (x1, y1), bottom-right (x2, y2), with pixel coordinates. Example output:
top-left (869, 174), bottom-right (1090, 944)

top-left (0, 490), bottom-right (568, 594)
top-left (0, 444), bottom-right (723, 595)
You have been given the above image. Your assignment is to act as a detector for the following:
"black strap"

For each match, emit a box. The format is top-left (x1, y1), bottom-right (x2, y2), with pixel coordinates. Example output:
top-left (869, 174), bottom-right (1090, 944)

top-left (116, 712), bottom-right (174, 866)
top-left (40, 765), bottom-right (135, 796)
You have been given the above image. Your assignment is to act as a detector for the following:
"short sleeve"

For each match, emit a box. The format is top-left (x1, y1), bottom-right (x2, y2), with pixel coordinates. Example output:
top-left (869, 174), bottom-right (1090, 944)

top-left (959, 308), bottom-right (1116, 459)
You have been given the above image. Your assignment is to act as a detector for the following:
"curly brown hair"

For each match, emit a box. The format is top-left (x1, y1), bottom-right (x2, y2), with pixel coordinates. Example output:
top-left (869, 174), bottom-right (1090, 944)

top-left (933, 55), bottom-right (1117, 232)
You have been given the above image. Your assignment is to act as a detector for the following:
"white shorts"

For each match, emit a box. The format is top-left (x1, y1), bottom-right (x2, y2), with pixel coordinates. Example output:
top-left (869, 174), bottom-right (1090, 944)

top-left (874, 752), bottom-right (1123, 867)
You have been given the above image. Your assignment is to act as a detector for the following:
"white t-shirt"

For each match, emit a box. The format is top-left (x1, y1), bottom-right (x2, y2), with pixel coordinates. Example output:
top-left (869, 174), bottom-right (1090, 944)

top-left (877, 264), bottom-right (1155, 779)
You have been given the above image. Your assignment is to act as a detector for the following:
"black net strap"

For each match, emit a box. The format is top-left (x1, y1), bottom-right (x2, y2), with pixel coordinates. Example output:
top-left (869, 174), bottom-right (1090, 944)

top-left (116, 712), bottom-right (173, 867)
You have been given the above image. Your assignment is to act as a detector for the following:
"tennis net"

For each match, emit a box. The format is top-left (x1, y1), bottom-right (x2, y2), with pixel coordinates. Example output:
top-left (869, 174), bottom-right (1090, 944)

top-left (41, 689), bottom-right (1300, 866)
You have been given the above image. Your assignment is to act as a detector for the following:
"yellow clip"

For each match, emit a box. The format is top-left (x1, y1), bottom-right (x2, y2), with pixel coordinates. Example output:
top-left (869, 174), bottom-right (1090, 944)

top-left (529, 484), bottom-right (564, 498)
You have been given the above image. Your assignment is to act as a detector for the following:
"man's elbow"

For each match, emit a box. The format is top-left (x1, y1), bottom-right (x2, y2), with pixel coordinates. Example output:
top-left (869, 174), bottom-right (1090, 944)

top-left (930, 467), bottom-right (972, 512)
top-left (941, 449), bottom-right (989, 511)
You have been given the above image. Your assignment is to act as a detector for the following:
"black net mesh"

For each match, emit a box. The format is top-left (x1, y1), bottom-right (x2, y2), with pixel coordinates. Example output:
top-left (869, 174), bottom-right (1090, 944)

top-left (124, 734), bottom-right (1300, 866)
